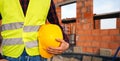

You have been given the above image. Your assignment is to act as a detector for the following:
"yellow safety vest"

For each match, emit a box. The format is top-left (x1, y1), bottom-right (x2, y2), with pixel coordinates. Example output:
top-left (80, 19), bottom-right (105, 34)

top-left (0, 0), bottom-right (51, 58)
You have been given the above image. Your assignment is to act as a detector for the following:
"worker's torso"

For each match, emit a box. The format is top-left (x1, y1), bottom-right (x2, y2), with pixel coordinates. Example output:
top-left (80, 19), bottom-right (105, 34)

top-left (0, 0), bottom-right (51, 58)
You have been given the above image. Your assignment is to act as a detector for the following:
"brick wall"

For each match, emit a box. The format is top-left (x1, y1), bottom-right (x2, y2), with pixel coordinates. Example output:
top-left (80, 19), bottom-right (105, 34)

top-left (117, 18), bottom-right (120, 29)
top-left (54, 0), bottom-right (120, 57)
top-left (94, 19), bottom-right (100, 29)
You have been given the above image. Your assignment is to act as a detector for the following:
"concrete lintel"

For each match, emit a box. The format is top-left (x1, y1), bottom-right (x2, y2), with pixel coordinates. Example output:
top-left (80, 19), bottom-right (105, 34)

top-left (55, 0), bottom-right (76, 7)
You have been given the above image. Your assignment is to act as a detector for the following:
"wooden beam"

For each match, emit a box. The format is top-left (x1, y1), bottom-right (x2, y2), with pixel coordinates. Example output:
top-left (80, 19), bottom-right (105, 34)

top-left (94, 11), bottom-right (120, 20)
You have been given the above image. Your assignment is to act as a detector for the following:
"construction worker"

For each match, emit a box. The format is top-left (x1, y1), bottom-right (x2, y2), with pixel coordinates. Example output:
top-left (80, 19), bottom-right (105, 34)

top-left (0, 0), bottom-right (69, 61)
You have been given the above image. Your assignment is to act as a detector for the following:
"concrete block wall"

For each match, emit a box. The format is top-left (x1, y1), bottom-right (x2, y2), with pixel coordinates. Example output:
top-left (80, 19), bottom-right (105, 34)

top-left (54, 0), bottom-right (120, 57)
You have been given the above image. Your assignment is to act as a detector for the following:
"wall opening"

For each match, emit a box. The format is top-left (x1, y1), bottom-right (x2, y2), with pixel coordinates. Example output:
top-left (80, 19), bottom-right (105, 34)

top-left (93, 0), bottom-right (120, 29)
top-left (61, 3), bottom-right (76, 19)
top-left (100, 18), bottom-right (116, 29)
top-left (61, 3), bottom-right (76, 45)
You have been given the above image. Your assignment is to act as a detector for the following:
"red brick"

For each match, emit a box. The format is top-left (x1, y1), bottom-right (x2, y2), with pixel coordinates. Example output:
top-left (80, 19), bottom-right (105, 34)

top-left (92, 29), bottom-right (100, 35)
top-left (85, 0), bottom-right (92, 7)
top-left (93, 47), bottom-right (99, 54)
top-left (83, 41), bottom-right (92, 47)
top-left (109, 42), bottom-right (120, 49)
top-left (78, 35), bottom-right (93, 41)
top-left (77, 1), bottom-right (83, 7)
top-left (117, 18), bottom-right (120, 29)
top-left (57, 0), bottom-right (63, 3)
top-left (76, 41), bottom-right (83, 46)
top-left (100, 30), bottom-right (109, 35)
top-left (81, 19), bottom-right (87, 23)
top-left (88, 19), bottom-right (94, 24)
top-left (77, 30), bottom-right (92, 35)
top-left (83, 24), bottom-right (92, 30)
top-left (88, 36), bottom-right (93, 41)
top-left (76, 41), bottom-right (92, 47)
top-left (85, 30), bottom-right (92, 35)
top-left (76, 28), bottom-right (83, 35)
top-left (119, 29), bottom-right (120, 34)
top-left (84, 12), bottom-right (93, 19)
top-left (79, 36), bottom-right (86, 41)
top-left (93, 36), bottom-right (102, 41)
top-left (101, 36), bottom-right (112, 42)
top-left (81, 7), bottom-right (87, 13)
top-left (77, 12), bottom-right (82, 18)
top-left (111, 36), bottom-right (120, 42)
top-left (53, 0), bottom-right (58, 4)
top-left (92, 42), bottom-right (100, 48)
top-left (115, 36), bottom-right (120, 41)
top-left (76, 25), bottom-right (83, 32)
top-left (95, 20), bottom-right (100, 29)
top-left (100, 42), bottom-right (109, 48)
top-left (109, 29), bottom-right (119, 35)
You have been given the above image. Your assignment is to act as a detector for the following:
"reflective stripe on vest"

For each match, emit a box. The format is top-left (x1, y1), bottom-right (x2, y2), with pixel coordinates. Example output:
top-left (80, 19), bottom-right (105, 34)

top-left (23, 26), bottom-right (40, 32)
top-left (25, 40), bottom-right (38, 48)
top-left (2, 38), bottom-right (23, 45)
top-left (2, 22), bottom-right (23, 31)
top-left (2, 22), bottom-right (40, 32)
top-left (2, 38), bottom-right (38, 48)
top-left (2, 23), bottom-right (40, 48)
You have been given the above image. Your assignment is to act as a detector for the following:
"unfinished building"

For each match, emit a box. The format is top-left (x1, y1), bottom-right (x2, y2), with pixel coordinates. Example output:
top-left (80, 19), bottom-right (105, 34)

top-left (48, 0), bottom-right (120, 61)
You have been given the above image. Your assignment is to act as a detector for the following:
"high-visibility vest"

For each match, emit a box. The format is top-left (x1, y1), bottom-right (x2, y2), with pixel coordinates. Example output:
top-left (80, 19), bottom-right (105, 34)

top-left (0, 0), bottom-right (51, 58)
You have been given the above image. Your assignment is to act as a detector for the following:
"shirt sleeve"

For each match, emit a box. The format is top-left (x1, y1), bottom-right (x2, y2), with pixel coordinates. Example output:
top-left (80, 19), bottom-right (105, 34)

top-left (0, 0), bottom-right (1, 12)
top-left (0, 14), bottom-right (1, 20)
top-left (47, 0), bottom-right (69, 43)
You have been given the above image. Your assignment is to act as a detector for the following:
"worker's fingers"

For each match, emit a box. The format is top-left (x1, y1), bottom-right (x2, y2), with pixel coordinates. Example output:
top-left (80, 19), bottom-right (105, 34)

top-left (55, 38), bottom-right (65, 43)
top-left (0, 59), bottom-right (8, 61)
top-left (47, 47), bottom-right (63, 54)
top-left (47, 40), bottom-right (69, 54)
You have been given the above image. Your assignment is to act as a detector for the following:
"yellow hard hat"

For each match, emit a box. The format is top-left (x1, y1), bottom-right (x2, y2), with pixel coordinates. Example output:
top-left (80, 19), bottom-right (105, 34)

top-left (38, 24), bottom-right (63, 58)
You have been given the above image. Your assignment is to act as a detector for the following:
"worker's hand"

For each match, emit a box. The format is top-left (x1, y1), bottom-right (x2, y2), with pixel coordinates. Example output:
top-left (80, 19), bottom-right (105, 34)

top-left (0, 59), bottom-right (8, 61)
top-left (47, 39), bottom-right (69, 54)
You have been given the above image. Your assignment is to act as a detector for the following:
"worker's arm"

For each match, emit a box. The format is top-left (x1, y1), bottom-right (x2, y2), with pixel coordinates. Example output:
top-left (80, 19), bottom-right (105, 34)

top-left (47, 0), bottom-right (69, 43)
top-left (0, 0), bottom-right (2, 20)
top-left (0, 14), bottom-right (2, 20)
top-left (47, 0), bottom-right (69, 54)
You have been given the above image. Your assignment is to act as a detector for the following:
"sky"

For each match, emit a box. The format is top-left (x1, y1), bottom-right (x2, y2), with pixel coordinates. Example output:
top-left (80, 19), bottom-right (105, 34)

top-left (61, 3), bottom-right (76, 19)
top-left (61, 0), bottom-right (120, 29)
top-left (93, 0), bottom-right (120, 14)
